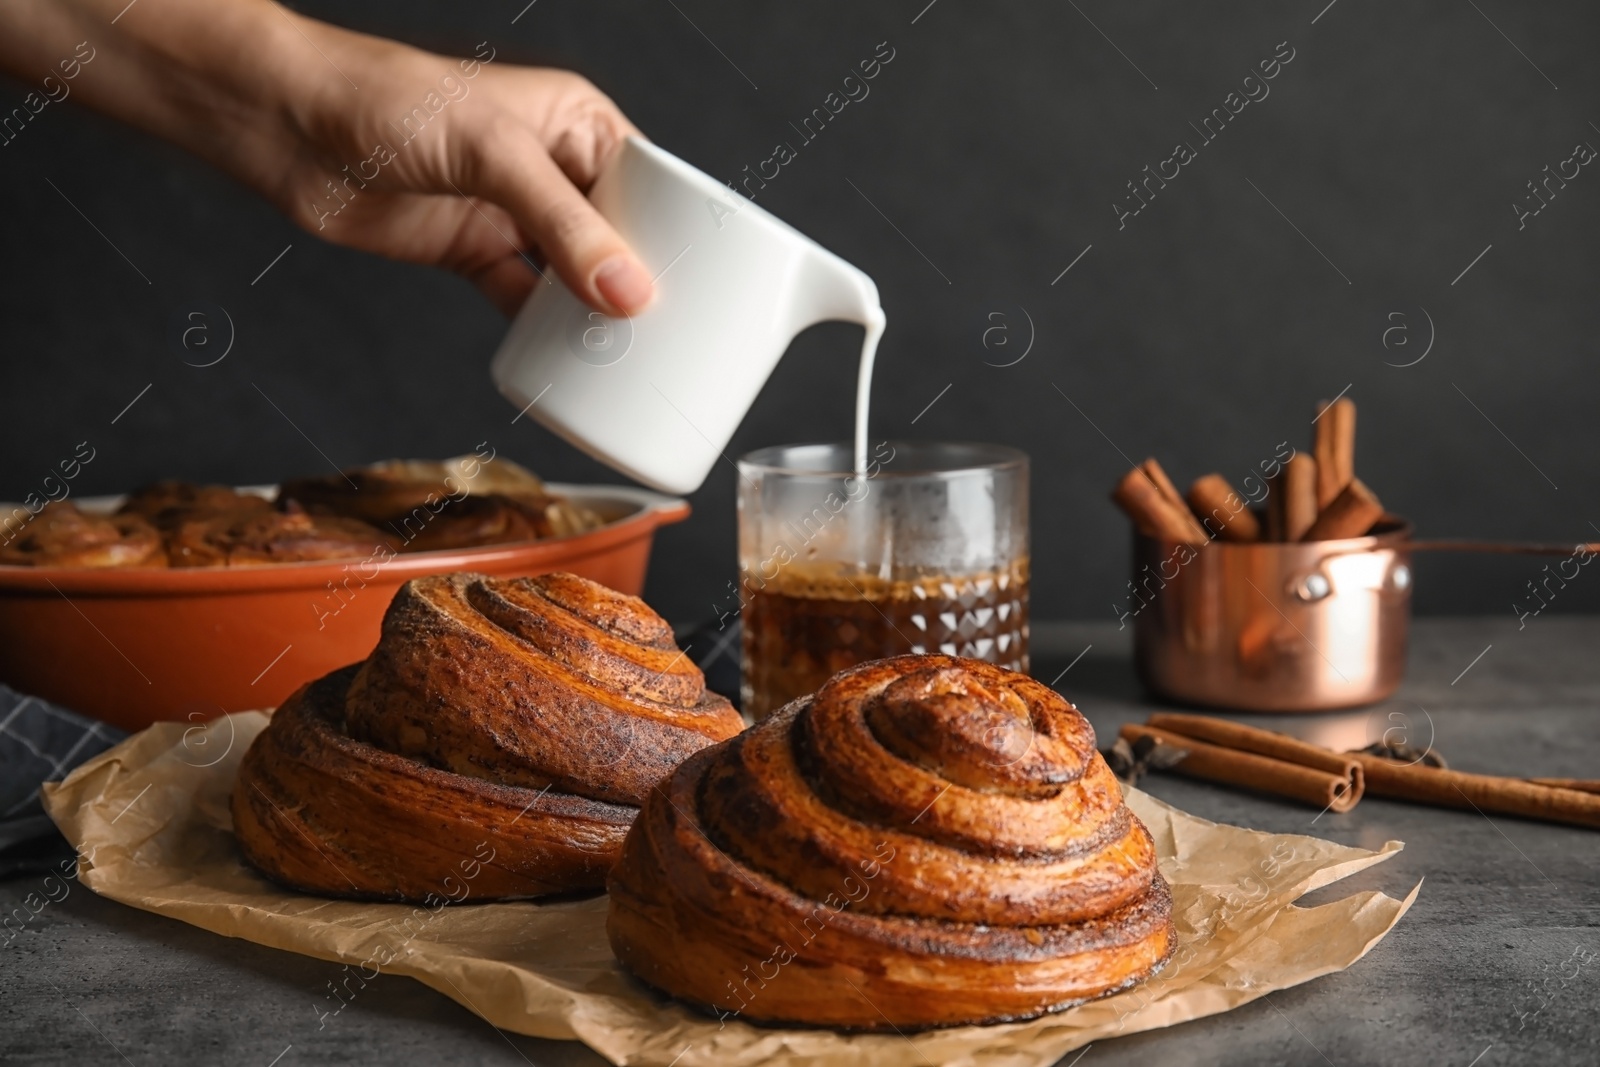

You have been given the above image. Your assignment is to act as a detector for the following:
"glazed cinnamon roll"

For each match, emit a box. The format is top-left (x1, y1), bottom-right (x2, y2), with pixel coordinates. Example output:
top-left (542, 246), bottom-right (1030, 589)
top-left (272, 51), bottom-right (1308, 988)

top-left (0, 502), bottom-right (166, 568)
top-left (166, 499), bottom-right (395, 567)
top-left (278, 456), bottom-right (602, 551)
top-left (233, 572), bottom-right (743, 902)
top-left (607, 655), bottom-right (1175, 1030)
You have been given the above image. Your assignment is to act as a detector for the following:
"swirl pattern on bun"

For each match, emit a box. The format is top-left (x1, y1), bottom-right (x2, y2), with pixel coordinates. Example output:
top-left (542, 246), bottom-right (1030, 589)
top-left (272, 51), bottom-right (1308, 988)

top-left (233, 571), bottom-right (742, 902)
top-left (117, 481), bottom-right (272, 530)
top-left (607, 654), bottom-right (1174, 1030)
top-left (167, 500), bottom-right (395, 567)
top-left (278, 456), bottom-right (602, 552)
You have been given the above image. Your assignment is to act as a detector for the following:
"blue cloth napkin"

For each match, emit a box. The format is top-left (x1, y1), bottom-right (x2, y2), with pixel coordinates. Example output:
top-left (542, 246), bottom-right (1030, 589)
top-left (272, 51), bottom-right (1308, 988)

top-left (0, 683), bottom-right (125, 875)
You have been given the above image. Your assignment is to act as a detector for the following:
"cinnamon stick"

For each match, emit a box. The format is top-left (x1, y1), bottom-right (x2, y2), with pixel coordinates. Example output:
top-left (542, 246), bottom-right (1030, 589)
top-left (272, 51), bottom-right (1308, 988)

top-left (1112, 461), bottom-right (1207, 544)
top-left (1132, 716), bottom-right (1600, 831)
top-left (1529, 778), bottom-right (1600, 795)
top-left (1141, 714), bottom-right (1600, 831)
top-left (1186, 474), bottom-right (1261, 543)
top-left (1301, 478), bottom-right (1384, 541)
top-left (1141, 458), bottom-right (1206, 537)
top-left (1119, 723), bottom-right (1361, 813)
top-left (1279, 453), bottom-right (1319, 541)
top-left (1314, 397), bottom-right (1356, 508)
top-left (1352, 754), bottom-right (1600, 831)
top-left (1148, 713), bottom-right (1364, 794)
top-left (1264, 471), bottom-right (1284, 542)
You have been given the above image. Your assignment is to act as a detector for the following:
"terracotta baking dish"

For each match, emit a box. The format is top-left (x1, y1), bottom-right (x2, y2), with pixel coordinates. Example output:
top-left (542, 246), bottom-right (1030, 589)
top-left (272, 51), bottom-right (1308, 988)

top-left (0, 484), bottom-right (688, 731)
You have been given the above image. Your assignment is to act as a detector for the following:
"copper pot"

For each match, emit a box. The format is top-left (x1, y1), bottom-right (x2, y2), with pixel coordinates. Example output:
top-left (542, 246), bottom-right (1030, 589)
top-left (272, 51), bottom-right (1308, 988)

top-left (1132, 520), bottom-right (1414, 712)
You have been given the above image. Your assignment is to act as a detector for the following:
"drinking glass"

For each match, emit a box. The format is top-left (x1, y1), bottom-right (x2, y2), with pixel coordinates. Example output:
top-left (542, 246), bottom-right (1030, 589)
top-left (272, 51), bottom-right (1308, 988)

top-left (737, 441), bottom-right (1029, 718)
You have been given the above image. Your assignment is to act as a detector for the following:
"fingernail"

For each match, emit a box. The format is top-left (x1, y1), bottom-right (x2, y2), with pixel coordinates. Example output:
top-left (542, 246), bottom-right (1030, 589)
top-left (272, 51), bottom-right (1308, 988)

top-left (594, 256), bottom-right (654, 315)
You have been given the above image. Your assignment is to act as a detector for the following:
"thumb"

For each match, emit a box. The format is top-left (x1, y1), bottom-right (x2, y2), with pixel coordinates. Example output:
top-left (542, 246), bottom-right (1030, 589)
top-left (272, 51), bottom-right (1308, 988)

top-left (464, 126), bottom-right (653, 317)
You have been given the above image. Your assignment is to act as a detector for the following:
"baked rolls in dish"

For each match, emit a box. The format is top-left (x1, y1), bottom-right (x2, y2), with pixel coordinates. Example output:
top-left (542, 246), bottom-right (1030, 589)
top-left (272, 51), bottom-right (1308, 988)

top-left (166, 499), bottom-right (395, 567)
top-left (607, 655), bottom-right (1174, 1030)
top-left (278, 456), bottom-right (603, 551)
top-left (7, 456), bottom-right (603, 569)
top-left (233, 571), bottom-right (743, 902)
top-left (0, 502), bottom-right (167, 568)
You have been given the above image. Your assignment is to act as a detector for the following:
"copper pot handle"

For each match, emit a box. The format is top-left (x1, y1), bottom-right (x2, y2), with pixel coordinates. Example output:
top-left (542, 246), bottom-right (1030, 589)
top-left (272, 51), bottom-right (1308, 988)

top-left (1404, 540), bottom-right (1600, 556)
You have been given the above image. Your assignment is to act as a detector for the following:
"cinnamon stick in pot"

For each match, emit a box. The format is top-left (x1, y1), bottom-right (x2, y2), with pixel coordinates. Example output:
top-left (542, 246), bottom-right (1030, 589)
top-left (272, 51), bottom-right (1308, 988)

top-left (1302, 478), bottom-right (1384, 541)
top-left (1278, 453), bottom-right (1319, 542)
top-left (1314, 397), bottom-right (1356, 508)
top-left (1141, 459), bottom-right (1205, 535)
top-left (1265, 473), bottom-right (1284, 542)
top-left (1112, 461), bottom-right (1207, 543)
top-left (1119, 723), bottom-right (1362, 813)
top-left (1186, 474), bottom-right (1261, 543)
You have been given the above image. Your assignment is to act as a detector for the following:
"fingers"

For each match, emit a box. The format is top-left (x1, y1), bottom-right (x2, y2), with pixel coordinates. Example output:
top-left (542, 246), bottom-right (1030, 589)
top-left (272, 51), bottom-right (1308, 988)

top-left (471, 253), bottom-right (542, 317)
top-left (465, 120), bottom-right (652, 318)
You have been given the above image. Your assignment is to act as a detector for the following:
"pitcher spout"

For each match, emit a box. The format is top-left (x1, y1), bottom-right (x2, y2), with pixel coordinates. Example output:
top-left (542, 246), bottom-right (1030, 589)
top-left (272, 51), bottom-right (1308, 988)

top-left (788, 244), bottom-right (883, 334)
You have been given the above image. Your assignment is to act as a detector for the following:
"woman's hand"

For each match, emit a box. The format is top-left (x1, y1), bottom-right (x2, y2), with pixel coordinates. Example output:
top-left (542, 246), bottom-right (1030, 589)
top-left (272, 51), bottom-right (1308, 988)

top-left (0, 0), bottom-right (653, 317)
top-left (281, 32), bottom-right (653, 317)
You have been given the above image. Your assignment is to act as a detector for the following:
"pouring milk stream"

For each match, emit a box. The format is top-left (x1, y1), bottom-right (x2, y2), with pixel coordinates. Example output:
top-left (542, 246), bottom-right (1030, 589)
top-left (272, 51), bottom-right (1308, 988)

top-left (491, 136), bottom-right (884, 493)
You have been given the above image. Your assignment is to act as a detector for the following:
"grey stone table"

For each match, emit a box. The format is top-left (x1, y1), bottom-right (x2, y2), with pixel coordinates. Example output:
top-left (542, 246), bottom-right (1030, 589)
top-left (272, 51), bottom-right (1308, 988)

top-left (3, 617), bottom-right (1597, 1067)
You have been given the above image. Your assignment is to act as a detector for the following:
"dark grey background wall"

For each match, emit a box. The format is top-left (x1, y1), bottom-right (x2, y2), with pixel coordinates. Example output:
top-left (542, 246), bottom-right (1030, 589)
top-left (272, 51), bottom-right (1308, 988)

top-left (3, 1), bottom-right (1597, 625)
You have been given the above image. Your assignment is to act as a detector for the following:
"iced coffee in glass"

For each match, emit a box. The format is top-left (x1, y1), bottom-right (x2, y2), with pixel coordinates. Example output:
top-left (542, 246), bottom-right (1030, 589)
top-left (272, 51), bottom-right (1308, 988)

top-left (737, 441), bottom-right (1029, 718)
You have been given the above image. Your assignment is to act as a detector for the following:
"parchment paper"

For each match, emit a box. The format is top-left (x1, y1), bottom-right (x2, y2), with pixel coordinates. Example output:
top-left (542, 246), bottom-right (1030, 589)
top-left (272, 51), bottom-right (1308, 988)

top-left (41, 712), bottom-right (1419, 1067)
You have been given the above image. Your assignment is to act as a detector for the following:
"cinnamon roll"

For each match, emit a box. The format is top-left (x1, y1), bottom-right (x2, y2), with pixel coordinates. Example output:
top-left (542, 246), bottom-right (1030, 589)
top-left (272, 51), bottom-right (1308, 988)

top-left (0, 502), bottom-right (166, 568)
top-left (232, 572), bottom-right (743, 902)
top-left (607, 655), bottom-right (1175, 1030)
top-left (167, 499), bottom-right (395, 567)
top-left (117, 481), bottom-right (272, 530)
top-left (392, 492), bottom-right (590, 554)
top-left (278, 456), bottom-right (602, 551)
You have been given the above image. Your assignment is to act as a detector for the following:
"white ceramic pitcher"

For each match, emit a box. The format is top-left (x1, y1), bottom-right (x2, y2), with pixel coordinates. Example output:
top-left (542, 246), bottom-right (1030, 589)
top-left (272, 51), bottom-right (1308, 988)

top-left (491, 136), bottom-right (882, 495)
